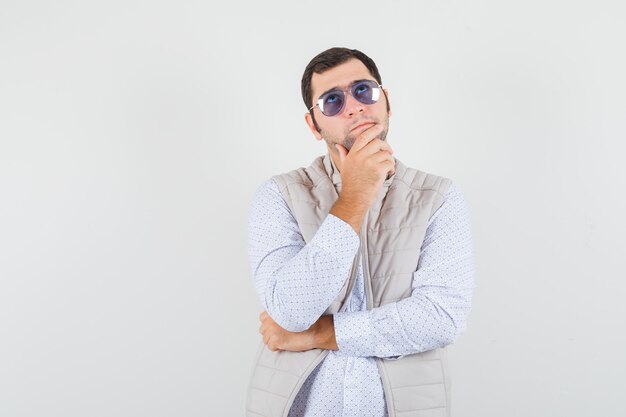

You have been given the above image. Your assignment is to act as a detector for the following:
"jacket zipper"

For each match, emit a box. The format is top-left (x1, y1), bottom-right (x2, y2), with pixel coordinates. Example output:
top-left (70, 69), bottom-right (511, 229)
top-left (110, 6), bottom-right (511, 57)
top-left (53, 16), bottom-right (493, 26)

top-left (361, 209), bottom-right (396, 417)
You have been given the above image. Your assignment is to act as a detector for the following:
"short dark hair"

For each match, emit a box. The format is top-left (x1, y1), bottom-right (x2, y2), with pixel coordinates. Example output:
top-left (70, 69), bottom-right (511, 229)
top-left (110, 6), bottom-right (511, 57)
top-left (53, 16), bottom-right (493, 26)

top-left (301, 47), bottom-right (388, 131)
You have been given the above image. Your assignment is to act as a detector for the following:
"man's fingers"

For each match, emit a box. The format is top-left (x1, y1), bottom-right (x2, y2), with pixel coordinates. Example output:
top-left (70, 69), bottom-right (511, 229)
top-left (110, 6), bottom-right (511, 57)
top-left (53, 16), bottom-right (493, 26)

top-left (350, 124), bottom-right (384, 153)
top-left (373, 149), bottom-right (395, 163)
top-left (360, 139), bottom-right (393, 157)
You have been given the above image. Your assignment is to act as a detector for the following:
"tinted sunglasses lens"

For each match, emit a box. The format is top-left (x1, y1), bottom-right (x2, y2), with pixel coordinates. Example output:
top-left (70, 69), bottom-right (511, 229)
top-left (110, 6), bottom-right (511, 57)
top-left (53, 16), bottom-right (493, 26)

top-left (352, 80), bottom-right (380, 104)
top-left (319, 91), bottom-right (344, 116)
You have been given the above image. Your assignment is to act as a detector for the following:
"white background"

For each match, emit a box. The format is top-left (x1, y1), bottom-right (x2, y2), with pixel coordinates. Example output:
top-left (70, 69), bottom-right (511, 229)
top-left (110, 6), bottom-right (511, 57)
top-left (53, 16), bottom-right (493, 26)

top-left (1, 1), bottom-right (625, 416)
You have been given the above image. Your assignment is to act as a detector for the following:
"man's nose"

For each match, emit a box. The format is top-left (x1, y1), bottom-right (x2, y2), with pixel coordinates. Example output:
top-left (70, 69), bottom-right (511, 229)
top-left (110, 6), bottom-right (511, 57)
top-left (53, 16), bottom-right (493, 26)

top-left (344, 93), bottom-right (365, 117)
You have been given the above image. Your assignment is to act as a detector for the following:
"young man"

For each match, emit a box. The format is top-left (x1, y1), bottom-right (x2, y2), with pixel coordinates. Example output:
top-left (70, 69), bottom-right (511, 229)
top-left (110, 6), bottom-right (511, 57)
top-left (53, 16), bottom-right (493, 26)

top-left (246, 47), bottom-right (475, 417)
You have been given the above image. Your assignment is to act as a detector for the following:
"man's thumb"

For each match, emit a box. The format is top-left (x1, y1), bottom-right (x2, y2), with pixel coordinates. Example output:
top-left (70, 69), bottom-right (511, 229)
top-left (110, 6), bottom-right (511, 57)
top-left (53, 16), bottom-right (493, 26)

top-left (335, 144), bottom-right (348, 163)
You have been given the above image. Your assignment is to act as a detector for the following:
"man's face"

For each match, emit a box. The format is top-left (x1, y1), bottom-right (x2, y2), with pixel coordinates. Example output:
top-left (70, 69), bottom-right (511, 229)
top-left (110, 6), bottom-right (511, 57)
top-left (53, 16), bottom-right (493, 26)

top-left (305, 59), bottom-right (391, 153)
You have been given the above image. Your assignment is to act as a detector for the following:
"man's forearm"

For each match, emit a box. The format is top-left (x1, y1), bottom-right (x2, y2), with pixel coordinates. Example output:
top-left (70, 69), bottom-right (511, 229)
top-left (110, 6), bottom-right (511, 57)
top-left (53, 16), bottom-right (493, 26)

top-left (250, 180), bottom-right (361, 332)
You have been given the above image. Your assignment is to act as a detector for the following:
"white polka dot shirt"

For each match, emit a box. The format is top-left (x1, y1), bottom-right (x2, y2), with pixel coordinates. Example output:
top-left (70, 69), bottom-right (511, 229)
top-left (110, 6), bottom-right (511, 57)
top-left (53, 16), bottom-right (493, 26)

top-left (248, 178), bottom-right (475, 417)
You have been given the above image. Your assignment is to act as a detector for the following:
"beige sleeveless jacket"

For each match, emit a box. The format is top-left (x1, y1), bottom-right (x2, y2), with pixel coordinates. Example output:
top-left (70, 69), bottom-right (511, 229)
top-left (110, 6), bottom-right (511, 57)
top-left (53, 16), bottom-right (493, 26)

top-left (247, 153), bottom-right (453, 417)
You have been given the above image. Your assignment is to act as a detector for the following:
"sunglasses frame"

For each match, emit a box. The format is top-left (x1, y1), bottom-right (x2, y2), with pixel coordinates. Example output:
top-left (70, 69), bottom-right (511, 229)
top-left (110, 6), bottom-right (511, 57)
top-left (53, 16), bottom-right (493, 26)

top-left (308, 79), bottom-right (385, 117)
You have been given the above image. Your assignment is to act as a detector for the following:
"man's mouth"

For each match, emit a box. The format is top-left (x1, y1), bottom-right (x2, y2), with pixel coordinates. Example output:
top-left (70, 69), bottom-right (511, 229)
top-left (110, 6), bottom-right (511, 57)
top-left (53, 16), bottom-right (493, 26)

top-left (350, 122), bottom-right (375, 132)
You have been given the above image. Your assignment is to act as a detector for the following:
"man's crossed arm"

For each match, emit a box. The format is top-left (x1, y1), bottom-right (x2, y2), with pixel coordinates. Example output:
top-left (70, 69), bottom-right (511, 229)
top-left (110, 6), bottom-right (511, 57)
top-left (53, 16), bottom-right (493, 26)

top-left (249, 179), bottom-right (474, 357)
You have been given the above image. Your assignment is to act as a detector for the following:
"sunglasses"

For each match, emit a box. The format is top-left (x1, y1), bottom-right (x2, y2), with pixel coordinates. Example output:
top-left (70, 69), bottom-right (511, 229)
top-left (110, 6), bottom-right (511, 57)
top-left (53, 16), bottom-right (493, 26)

top-left (308, 79), bottom-right (384, 117)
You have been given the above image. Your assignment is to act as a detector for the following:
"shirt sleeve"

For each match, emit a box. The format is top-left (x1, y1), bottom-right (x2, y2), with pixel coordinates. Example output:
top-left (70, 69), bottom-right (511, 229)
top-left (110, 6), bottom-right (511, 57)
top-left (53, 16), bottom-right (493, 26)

top-left (333, 182), bottom-right (475, 358)
top-left (248, 178), bottom-right (361, 332)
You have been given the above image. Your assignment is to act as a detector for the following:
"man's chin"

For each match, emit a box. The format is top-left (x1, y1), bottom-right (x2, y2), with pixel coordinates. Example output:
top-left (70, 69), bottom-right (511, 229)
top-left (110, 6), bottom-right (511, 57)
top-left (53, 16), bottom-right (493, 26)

top-left (343, 137), bottom-right (356, 151)
top-left (345, 133), bottom-right (387, 151)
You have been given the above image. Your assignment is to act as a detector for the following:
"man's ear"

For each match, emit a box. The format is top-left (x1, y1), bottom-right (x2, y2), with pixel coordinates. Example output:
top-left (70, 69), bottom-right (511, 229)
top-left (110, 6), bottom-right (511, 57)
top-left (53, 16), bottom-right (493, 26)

top-left (384, 88), bottom-right (392, 118)
top-left (304, 112), bottom-right (323, 141)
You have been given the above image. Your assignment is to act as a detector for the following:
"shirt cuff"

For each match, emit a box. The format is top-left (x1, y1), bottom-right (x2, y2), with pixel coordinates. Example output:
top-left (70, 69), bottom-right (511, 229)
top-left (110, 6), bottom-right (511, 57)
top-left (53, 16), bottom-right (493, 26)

top-left (333, 309), bottom-right (374, 357)
top-left (309, 212), bottom-right (360, 260)
top-left (333, 305), bottom-right (407, 359)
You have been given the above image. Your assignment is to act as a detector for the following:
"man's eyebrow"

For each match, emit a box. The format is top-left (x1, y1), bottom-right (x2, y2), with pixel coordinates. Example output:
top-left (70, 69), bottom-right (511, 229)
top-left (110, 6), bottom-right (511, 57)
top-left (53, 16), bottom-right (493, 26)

top-left (318, 79), bottom-right (370, 98)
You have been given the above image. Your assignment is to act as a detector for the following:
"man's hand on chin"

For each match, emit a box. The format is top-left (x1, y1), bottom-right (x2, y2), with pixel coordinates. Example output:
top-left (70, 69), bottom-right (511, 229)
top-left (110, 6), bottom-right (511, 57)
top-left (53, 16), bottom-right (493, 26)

top-left (258, 311), bottom-right (338, 352)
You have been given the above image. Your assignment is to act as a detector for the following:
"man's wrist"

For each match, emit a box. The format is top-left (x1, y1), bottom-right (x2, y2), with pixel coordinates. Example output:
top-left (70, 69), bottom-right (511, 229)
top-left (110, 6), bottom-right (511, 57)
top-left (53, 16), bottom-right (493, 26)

top-left (311, 315), bottom-right (338, 350)
top-left (330, 198), bottom-right (366, 234)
